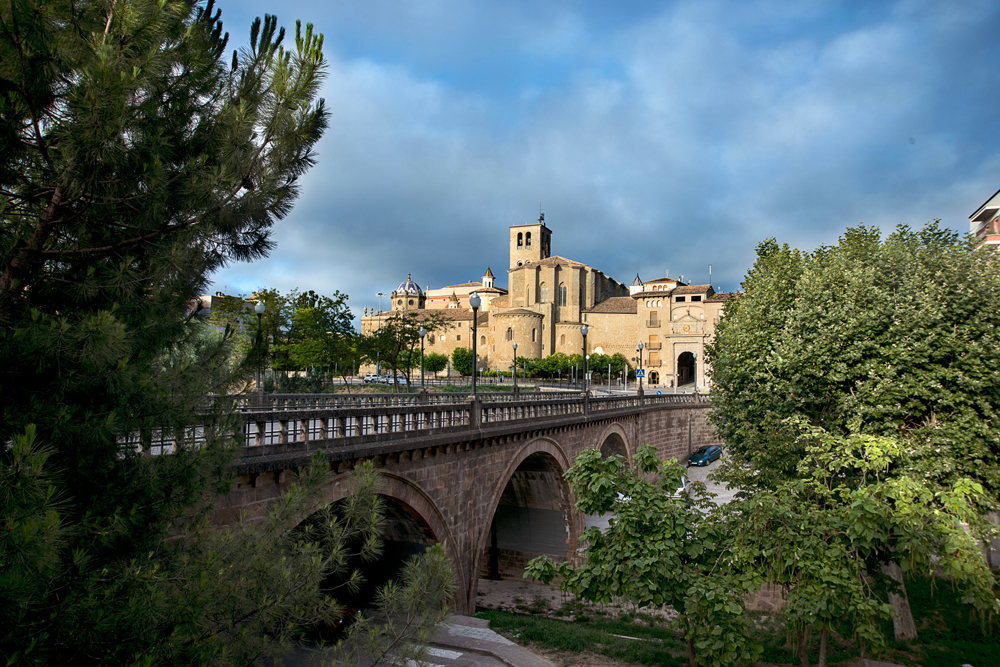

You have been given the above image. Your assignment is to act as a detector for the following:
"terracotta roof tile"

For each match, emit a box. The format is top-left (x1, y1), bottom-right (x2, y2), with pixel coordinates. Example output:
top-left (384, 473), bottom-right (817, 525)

top-left (706, 291), bottom-right (740, 303)
top-left (586, 297), bottom-right (638, 314)
top-left (673, 284), bottom-right (714, 295)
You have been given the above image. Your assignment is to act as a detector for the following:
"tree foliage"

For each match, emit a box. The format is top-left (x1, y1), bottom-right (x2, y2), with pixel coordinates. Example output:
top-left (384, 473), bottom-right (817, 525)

top-left (359, 312), bottom-right (448, 388)
top-left (450, 346), bottom-right (474, 376)
top-left (423, 352), bottom-right (449, 374)
top-left (706, 223), bottom-right (1000, 497)
top-left (0, 2), bottom-right (449, 663)
top-left (527, 446), bottom-right (763, 667)
top-left (730, 420), bottom-right (998, 665)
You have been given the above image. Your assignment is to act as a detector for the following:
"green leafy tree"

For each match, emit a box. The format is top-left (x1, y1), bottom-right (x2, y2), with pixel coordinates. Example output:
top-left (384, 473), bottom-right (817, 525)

top-left (424, 352), bottom-right (449, 375)
top-left (732, 420), bottom-right (998, 666)
top-left (707, 223), bottom-right (1000, 495)
top-left (281, 290), bottom-right (356, 381)
top-left (450, 346), bottom-right (474, 377)
top-left (0, 2), bottom-right (450, 663)
top-left (359, 312), bottom-right (448, 390)
top-left (527, 446), bottom-right (763, 667)
top-left (706, 222), bottom-right (1000, 641)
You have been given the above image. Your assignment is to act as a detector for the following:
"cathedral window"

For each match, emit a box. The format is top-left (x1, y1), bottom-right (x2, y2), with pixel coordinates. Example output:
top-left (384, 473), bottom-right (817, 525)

top-left (526, 232), bottom-right (532, 248)
top-left (481, 335), bottom-right (486, 346)
top-left (517, 232), bottom-right (523, 248)
top-left (560, 334), bottom-right (565, 345)
top-left (558, 283), bottom-right (567, 306)
top-left (506, 327), bottom-right (513, 341)
top-left (540, 283), bottom-right (548, 303)
top-left (532, 328), bottom-right (536, 342)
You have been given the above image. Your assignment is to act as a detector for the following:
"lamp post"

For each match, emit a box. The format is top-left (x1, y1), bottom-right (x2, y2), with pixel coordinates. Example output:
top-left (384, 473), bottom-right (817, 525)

top-left (637, 341), bottom-right (645, 396)
top-left (469, 291), bottom-right (481, 396)
top-left (375, 291), bottom-right (386, 376)
top-left (692, 351), bottom-right (698, 393)
top-left (419, 326), bottom-right (426, 392)
top-left (512, 341), bottom-right (518, 394)
top-left (580, 325), bottom-right (589, 394)
top-left (255, 300), bottom-right (265, 393)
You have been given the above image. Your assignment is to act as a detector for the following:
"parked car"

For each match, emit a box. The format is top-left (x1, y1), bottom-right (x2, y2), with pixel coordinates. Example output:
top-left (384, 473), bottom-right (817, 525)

top-left (396, 375), bottom-right (410, 386)
top-left (363, 374), bottom-right (378, 383)
top-left (687, 445), bottom-right (722, 467)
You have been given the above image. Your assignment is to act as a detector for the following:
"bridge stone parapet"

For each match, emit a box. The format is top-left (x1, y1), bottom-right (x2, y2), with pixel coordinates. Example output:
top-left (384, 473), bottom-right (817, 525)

top-left (211, 391), bottom-right (718, 615)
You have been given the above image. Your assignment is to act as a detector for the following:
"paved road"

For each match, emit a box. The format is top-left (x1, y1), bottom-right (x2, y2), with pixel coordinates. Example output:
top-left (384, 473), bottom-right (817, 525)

top-left (685, 453), bottom-right (737, 505)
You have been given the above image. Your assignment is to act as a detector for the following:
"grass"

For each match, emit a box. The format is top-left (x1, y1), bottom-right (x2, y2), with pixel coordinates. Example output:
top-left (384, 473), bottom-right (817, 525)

top-left (476, 574), bottom-right (1000, 667)
top-left (476, 607), bottom-right (689, 667)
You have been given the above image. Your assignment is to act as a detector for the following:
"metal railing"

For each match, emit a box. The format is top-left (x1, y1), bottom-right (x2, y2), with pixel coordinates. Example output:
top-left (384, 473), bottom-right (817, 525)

top-left (140, 391), bottom-right (710, 456)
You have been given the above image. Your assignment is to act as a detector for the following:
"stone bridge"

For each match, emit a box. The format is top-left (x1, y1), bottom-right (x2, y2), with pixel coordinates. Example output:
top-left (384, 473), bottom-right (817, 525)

top-left (207, 391), bottom-right (720, 614)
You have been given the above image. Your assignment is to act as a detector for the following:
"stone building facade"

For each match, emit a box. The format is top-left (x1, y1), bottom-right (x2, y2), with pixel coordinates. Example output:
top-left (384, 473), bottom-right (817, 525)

top-left (359, 215), bottom-right (736, 390)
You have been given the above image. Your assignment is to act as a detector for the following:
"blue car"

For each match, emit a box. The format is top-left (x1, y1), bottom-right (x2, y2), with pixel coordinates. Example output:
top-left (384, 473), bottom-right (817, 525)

top-left (688, 445), bottom-right (722, 467)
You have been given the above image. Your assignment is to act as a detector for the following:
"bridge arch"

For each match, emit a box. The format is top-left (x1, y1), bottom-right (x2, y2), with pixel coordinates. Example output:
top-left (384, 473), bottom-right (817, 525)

top-left (595, 422), bottom-right (632, 464)
top-left (471, 438), bottom-right (575, 600)
top-left (320, 470), bottom-right (467, 613)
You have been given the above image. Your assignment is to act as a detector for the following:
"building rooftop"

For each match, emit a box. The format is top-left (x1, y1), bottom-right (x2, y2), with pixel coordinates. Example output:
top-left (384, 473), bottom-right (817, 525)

top-left (587, 297), bottom-right (638, 314)
top-left (673, 284), bottom-right (714, 295)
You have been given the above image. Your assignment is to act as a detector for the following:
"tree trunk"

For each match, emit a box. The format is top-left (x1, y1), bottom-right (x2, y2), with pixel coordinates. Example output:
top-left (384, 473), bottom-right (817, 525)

top-left (881, 561), bottom-right (917, 640)
top-left (797, 627), bottom-right (810, 667)
top-left (817, 626), bottom-right (827, 667)
top-left (686, 636), bottom-right (698, 667)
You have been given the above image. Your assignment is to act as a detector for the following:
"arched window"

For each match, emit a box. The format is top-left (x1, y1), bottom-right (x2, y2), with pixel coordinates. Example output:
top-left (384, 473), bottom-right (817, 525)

top-left (560, 334), bottom-right (566, 345)
top-left (558, 283), bottom-right (567, 306)
top-left (506, 327), bottom-right (513, 341)
top-left (532, 328), bottom-right (536, 342)
top-left (481, 335), bottom-right (486, 346)
top-left (517, 232), bottom-right (523, 248)
top-left (657, 300), bottom-right (662, 307)
top-left (526, 231), bottom-right (532, 248)
top-left (539, 282), bottom-right (548, 303)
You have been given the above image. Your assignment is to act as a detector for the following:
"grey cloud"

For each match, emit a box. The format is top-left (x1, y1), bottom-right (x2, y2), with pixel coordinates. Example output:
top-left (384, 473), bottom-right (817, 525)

top-left (212, 0), bottom-right (1000, 311)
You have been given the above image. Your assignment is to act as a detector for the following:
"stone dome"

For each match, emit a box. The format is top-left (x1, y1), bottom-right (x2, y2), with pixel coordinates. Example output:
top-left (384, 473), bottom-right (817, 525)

top-left (394, 273), bottom-right (422, 296)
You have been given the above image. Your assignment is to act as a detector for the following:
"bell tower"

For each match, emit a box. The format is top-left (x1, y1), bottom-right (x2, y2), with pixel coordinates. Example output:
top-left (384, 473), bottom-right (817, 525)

top-left (509, 212), bottom-right (552, 270)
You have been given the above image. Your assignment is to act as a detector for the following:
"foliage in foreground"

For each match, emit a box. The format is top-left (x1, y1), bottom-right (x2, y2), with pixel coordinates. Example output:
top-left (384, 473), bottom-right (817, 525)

top-left (528, 440), bottom-right (998, 667)
top-left (729, 421), bottom-right (998, 666)
top-left (3, 441), bottom-right (454, 666)
top-left (0, 1), bottom-right (451, 664)
top-left (526, 446), bottom-right (763, 667)
top-left (479, 578), bottom-right (1000, 667)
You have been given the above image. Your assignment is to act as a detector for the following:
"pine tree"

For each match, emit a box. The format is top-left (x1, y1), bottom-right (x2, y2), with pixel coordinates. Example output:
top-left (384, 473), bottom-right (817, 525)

top-left (1, 2), bottom-right (452, 664)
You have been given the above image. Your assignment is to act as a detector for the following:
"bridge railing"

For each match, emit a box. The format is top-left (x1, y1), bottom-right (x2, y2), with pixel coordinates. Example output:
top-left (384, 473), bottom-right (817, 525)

top-left (141, 391), bottom-right (710, 455)
top-left (233, 391), bottom-right (582, 412)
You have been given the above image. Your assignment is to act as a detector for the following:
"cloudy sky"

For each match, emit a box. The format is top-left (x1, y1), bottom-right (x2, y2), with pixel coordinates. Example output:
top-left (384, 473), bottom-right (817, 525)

top-left (209, 0), bottom-right (1000, 317)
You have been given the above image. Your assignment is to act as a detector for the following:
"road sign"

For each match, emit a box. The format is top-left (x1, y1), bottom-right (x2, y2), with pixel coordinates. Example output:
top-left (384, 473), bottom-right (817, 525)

top-left (656, 390), bottom-right (662, 395)
top-left (636, 369), bottom-right (645, 378)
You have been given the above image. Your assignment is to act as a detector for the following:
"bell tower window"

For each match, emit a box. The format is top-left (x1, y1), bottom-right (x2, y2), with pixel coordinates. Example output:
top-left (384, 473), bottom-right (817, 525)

top-left (517, 232), bottom-right (523, 248)
top-left (526, 232), bottom-right (532, 248)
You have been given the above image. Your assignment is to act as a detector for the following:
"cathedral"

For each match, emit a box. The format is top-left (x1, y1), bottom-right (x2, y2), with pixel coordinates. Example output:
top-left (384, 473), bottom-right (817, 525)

top-left (359, 215), bottom-right (734, 390)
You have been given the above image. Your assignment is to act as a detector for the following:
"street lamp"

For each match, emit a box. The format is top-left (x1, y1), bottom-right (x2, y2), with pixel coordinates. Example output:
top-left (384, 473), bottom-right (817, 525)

top-left (469, 292), bottom-right (481, 396)
top-left (512, 341), bottom-right (518, 394)
top-left (255, 300), bottom-right (265, 393)
top-left (419, 326), bottom-right (426, 392)
top-left (637, 341), bottom-right (645, 396)
top-left (580, 325), bottom-right (589, 394)
top-left (375, 291), bottom-right (386, 376)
